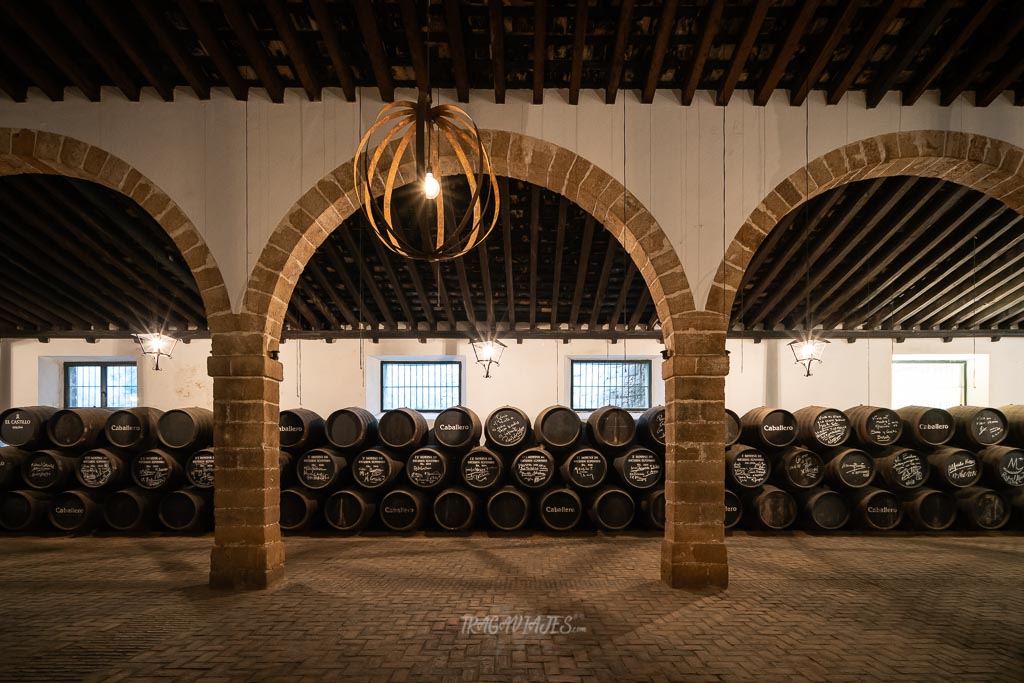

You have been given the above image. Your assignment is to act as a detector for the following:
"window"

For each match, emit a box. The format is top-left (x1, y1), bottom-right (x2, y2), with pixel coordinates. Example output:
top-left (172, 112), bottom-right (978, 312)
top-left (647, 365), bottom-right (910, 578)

top-left (892, 360), bottom-right (967, 409)
top-left (571, 360), bottom-right (652, 412)
top-left (64, 363), bottom-right (138, 408)
top-left (381, 361), bottom-right (462, 412)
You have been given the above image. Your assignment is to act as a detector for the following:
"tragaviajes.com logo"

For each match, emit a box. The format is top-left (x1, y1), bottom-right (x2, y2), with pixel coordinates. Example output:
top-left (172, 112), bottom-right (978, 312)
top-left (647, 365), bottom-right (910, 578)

top-left (460, 614), bottom-right (586, 636)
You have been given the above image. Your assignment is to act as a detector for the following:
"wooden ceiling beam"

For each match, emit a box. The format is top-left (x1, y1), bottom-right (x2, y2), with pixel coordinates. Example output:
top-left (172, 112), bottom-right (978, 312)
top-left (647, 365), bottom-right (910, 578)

top-left (629, 287), bottom-right (651, 330)
top-left (532, 0), bottom-right (547, 104)
top-left (50, 0), bottom-right (139, 100)
top-left (339, 230), bottom-right (397, 328)
top-left (435, 263), bottom-right (459, 332)
top-left (178, 0), bottom-right (248, 101)
top-left (568, 0), bottom-right (589, 105)
top-left (865, 0), bottom-right (953, 108)
top-left (609, 262), bottom-right (637, 330)
top-left (289, 283), bottom-right (327, 329)
top-left (789, 0), bottom-right (859, 106)
top-left (983, 292), bottom-right (1024, 328)
top-left (303, 279), bottom-right (346, 329)
top-left (87, 0), bottom-right (173, 101)
top-left (0, 249), bottom-right (119, 329)
top-left (528, 185), bottom-right (539, 328)
top-left (550, 197), bottom-right (568, 327)
top-left (753, 0), bottom-right (818, 106)
top-left (371, 239), bottom-right (417, 326)
top-left (306, 258), bottom-right (360, 328)
top-left (443, 0), bottom-right (470, 102)
top-left (826, 0), bottom-right (906, 105)
top-left (5, 1), bottom-right (100, 101)
top-left (0, 27), bottom-right (64, 101)
top-left (717, 0), bottom-right (771, 106)
top-left (218, 0), bottom-right (284, 103)
top-left (974, 37), bottom-right (1024, 107)
top-left (605, 0), bottom-right (634, 104)
top-left (569, 215), bottom-right (595, 329)
top-left (940, 6), bottom-right (1024, 106)
top-left (399, 0), bottom-right (430, 94)
top-left (913, 250), bottom-right (1024, 329)
top-left (0, 293), bottom-right (50, 329)
top-left (500, 177), bottom-right (516, 325)
top-left (309, 0), bottom-right (356, 101)
top-left (265, 0), bottom-right (320, 101)
top-left (0, 277), bottom-right (86, 329)
top-left (403, 260), bottom-right (437, 331)
top-left (322, 240), bottom-right (381, 329)
top-left (0, 61), bottom-right (26, 102)
top-left (478, 240), bottom-right (495, 334)
top-left (642, 0), bottom-right (678, 104)
top-left (353, 0), bottom-right (395, 102)
top-left (681, 0), bottom-right (723, 106)
top-left (135, 0), bottom-right (211, 100)
top-left (488, 0), bottom-right (506, 104)
top-left (589, 243), bottom-right (618, 329)
top-left (454, 257), bottom-right (478, 330)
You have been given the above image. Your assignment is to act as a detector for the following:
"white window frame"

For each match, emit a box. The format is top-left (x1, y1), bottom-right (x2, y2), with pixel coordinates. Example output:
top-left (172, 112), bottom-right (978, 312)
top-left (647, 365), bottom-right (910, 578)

top-left (565, 355), bottom-right (664, 416)
top-left (366, 355), bottom-right (466, 417)
top-left (891, 353), bottom-right (989, 408)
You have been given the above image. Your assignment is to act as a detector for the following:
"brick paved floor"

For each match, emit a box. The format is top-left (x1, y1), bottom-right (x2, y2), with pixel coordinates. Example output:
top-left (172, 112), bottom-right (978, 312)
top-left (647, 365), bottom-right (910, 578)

top-left (0, 532), bottom-right (1021, 682)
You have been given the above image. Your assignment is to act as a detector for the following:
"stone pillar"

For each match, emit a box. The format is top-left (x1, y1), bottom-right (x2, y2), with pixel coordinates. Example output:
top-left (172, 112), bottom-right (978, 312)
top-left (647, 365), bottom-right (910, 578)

top-left (207, 329), bottom-right (285, 590)
top-left (661, 312), bottom-right (729, 590)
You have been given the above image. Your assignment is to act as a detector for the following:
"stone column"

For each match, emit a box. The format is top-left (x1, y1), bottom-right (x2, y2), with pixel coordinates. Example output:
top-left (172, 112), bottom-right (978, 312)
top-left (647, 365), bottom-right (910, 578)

top-left (207, 329), bottom-right (285, 590)
top-left (661, 312), bottom-right (729, 590)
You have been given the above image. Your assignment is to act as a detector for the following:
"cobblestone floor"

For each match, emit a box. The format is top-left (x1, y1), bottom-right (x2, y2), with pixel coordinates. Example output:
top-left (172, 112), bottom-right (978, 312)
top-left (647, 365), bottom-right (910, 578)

top-left (0, 531), bottom-right (1021, 682)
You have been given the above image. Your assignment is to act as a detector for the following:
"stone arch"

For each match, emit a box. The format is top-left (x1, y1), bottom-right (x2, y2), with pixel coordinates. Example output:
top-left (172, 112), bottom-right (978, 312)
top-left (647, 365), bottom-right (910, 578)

top-left (0, 127), bottom-right (232, 328)
top-left (707, 130), bottom-right (1024, 316)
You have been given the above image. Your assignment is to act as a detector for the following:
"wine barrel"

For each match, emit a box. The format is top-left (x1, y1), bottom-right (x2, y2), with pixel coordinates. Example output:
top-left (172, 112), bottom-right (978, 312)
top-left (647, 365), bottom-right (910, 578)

top-left (537, 488), bottom-right (583, 531)
top-left (586, 406), bottom-right (636, 452)
top-left (902, 488), bottom-right (957, 531)
top-left (0, 447), bottom-right (28, 489)
top-left (433, 488), bottom-right (477, 531)
top-left (588, 487), bottom-right (635, 531)
top-left (157, 407), bottom-right (213, 451)
top-left (799, 488), bottom-right (849, 531)
top-left (954, 486), bottom-right (1010, 530)
top-left (896, 406), bottom-right (954, 448)
top-left (0, 490), bottom-right (51, 531)
top-left (295, 447), bottom-right (349, 491)
top-left (927, 447), bottom-right (981, 489)
top-left (844, 406), bottom-right (903, 448)
top-left (351, 449), bottom-right (402, 490)
top-left (377, 408), bottom-right (428, 455)
top-left (0, 406), bottom-right (57, 449)
top-left (725, 409), bottom-right (741, 447)
top-left (740, 407), bottom-right (797, 449)
top-left (379, 489), bottom-right (427, 531)
top-left (278, 451), bottom-right (295, 488)
top-left (131, 450), bottom-right (185, 492)
top-left (102, 487), bottom-right (158, 531)
top-left (725, 445), bottom-right (771, 489)
top-left (325, 407), bottom-right (378, 452)
top-left (822, 448), bottom-right (875, 489)
top-left (533, 405), bottom-right (582, 454)
top-left (486, 486), bottom-right (531, 531)
top-left (48, 491), bottom-right (100, 532)
top-left (640, 489), bottom-right (665, 529)
top-left (874, 447), bottom-right (929, 492)
top-left (185, 449), bottom-right (215, 489)
top-left (104, 407), bottom-right (163, 452)
top-left (847, 487), bottom-right (903, 530)
top-left (771, 447), bottom-right (824, 490)
top-left (559, 448), bottom-right (608, 490)
top-left (432, 406), bottom-right (482, 454)
top-left (976, 445), bottom-right (1024, 489)
top-left (324, 489), bottom-right (377, 532)
top-left (75, 449), bottom-right (128, 491)
top-left (947, 406), bottom-right (1008, 449)
top-left (280, 487), bottom-right (321, 532)
top-left (22, 450), bottom-right (76, 491)
top-left (1000, 404), bottom-right (1024, 447)
top-left (724, 490), bottom-right (743, 529)
top-left (743, 485), bottom-right (798, 530)
top-left (794, 406), bottom-right (851, 449)
top-left (158, 487), bottom-right (212, 532)
top-left (405, 447), bottom-right (452, 490)
top-left (511, 447), bottom-right (556, 490)
top-left (484, 406), bottom-right (533, 453)
top-left (47, 408), bottom-right (111, 450)
top-left (613, 447), bottom-right (663, 490)
top-left (279, 408), bottom-right (326, 453)
top-left (459, 447), bottom-right (504, 491)
top-left (636, 406), bottom-right (666, 452)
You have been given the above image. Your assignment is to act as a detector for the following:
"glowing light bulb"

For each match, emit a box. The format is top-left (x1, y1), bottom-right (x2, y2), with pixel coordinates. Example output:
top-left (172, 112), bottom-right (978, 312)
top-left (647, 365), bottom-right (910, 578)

top-left (423, 172), bottom-right (441, 199)
top-left (800, 342), bottom-right (816, 358)
top-left (480, 341), bottom-right (496, 360)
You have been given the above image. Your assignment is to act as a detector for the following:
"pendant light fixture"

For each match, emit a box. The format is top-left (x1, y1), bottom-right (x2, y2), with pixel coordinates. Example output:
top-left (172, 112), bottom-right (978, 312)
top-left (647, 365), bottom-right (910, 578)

top-left (470, 337), bottom-right (506, 378)
top-left (132, 332), bottom-right (178, 371)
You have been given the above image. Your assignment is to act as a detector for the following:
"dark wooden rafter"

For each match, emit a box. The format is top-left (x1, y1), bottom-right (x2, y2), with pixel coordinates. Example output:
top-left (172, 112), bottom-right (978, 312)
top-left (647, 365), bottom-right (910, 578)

top-left (309, 0), bottom-right (356, 101)
top-left (4, 1), bottom-right (100, 101)
top-left (177, 0), bottom-right (248, 101)
top-left (0, 58), bottom-right (27, 102)
top-left (528, 184), bottom-right (540, 328)
top-left (0, 25), bottom-right (64, 101)
top-left (550, 197), bottom-right (568, 327)
top-left (321, 242), bottom-right (380, 329)
top-left (940, 5), bottom-right (1024, 106)
top-left (306, 259), bottom-right (360, 328)
top-left (399, 0), bottom-right (429, 94)
top-left (487, 0), bottom-right (506, 104)
top-left (352, 0), bottom-right (395, 102)
top-left (925, 264), bottom-right (1024, 329)
top-left (753, 0), bottom-right (819, 107)
top-left (975, 35), bottom-right (1024, 107)
top-left (453, 256), bottom-right (477, 329)
top-left (589, 243), bottom-right (617, 329)
top-left (569, 215), bottom-right (595, 329)
top-left (338, 230), bottom-right (397, 328)
top-left (609, 261), bottom-right (637, 330)
top-left (681, 0), bottom-right (723, 106)
top-left (827, 0), bottom-right (907, 105)
top-left (477, 240), bottom-right (495, 333)
top-left (568, 0), bottom-right (589, 106)
top-left (717, 0), bottom-right (770, 107)
top-left (865, 0), bottom-right (954, 108)
top-left (134, 0), bottom-right (210, 100)
top-left (86, 0), bottom-right (173, 101)
top-left (51, 0), bottom-right (139, 101)
top-left (443, 0), bottom-right (469, 102)
top-left (404, 261), bottom-right (437, 331)
top-left (500, 177), bottom-right (516, 325)
top-left (642, 0), bottom-right (677, 104)
top-left (218, 0), bottom-right (284, 103)
top-left (369, 238), bottom-right (417, 326)
top-left (532, 0), bottom-right (547, 104)
top-left (264, 0), bottom-right (320, 101)
top-left (790, 0), bottom-right (859, 106)
top-left (290, 281), bottom-right (325, 329)
top-left (629, 287), bottom-right (651, 330)
top-left (604, 0), bottom-right (634, 105)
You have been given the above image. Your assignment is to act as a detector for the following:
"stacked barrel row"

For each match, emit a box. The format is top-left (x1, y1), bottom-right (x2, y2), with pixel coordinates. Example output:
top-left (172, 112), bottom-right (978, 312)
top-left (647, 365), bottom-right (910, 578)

top-left (722, 404), bottom-right (1024, 532)
top-left (0, 405), bottom-right (216, 533)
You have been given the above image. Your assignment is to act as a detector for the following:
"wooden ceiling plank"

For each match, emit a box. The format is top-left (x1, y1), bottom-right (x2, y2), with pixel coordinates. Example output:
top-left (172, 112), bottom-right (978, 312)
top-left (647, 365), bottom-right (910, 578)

top-left (322, 240), bottom-right (381, 329)
top-left (629, 287), bottom-right (651, 330)
top-left (0, 289), bottom-right (55, 328)
top-left (0, 63), bottom-right (26, 102)
top-left (478, 240), bottom-right (495, 333)
top-left (309, 0), bottom-right (356, 101)
top-left (178, 0), bottom-right (248, 101)
top-left (352, 0), bottom-right (395, 102)
top-left (532, 0), bottom-right (547, 104)
top-left (265, 0), bottom-right (320, 101)
top-left (550, 197), bottom-right (568, 327)
top-left (789, 0), bottom-right (860, 106)
top-left (218, 0), bottom-right (285, 103)
top-left (609, 262), bottom-right (637, 330)
top-left (681, 0), bottom-right (723, 106)
top-left (589, 243), bottom-right (618, 330)
top-left (339, 230), bottom-right (398, 328)
top-left (605, 0), bottom-right (634, 104)
top-left (915, 252), bottom-right (1024, 329)
top-left (134, 0), bottom-right (211, 100)
top-left (753, 0), bottom-right (819, 107)
top-left (826, 0), bottom-right (907, 105)
top-left (642, 0), bottom-right (678, 104)
top-left (568, 0), bottom-right (589, 105)
top-left (51, 0), bottom-right (139, 100)
top-left (443, 0), bottom-right (470, 102)
top-left (454, 256), bottom-right (478, 329)
top-left (940, 6), bottom-right (1024, 106)
top-left (717, 0), bottom-right (771, 106)
top-left (290, 282), bottom-right (327, 329)
top-left (6, 1), bottom-right (101, 101)
top-left (307, 258), bottom-right (360, 328)
top-left (983, 293), bottom-right (1024, 328)
top-left (399, 0), bottom-right (430, 94)
top-left (569, 215), bottom-right (595, 329)
top-left (0, 27), bottom-right (64, 101)
top-left (403, 260), bottom-right (438, 330)
top-left (528, 185), bottom-right (540, 328)
top-left (371, 238), bottom-right (417, 326)
top-left (87, 0), bottom-right (173, 101)
top-left (865, 0), bottom-right (954, 108)
top-left (0, 276), bottom-right (88, 329)
top-left (975, 36), bottom-right (1024, 107)
top-left (488, 0), bottom-right (506, 104)
top-left (500, 177), bottom-right (516, 325)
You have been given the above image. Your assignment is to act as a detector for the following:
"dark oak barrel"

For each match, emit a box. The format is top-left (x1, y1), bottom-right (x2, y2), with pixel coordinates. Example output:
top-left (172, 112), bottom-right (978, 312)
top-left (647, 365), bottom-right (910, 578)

top-left (278, 451), bottom-right (296, 488)
top-left (999, 404), bottom-right (1024, 447)
top-left (771, 447), bottom-right (824, 490)
top-left (954, 486), bottom-right (1010, 530)
top-left (586, 406), bottom-right (636, 452)
top-left (740, 407), bottom-right (797, 449)
top-left (724, 490), bottom-right (743, 529)
top-left (799, 488), bottom-right (849, 531)
top-left (405, 447), bottom-right (452, 490)
top-left (47, 408), bottom-right (111, 450)
top-left (640, 489), bottom-right (665, 529)
top-left (157, 407), bottom-right (214, 451)
top-left (976, 445), bottom-right (1024, 488)
top-left (0, 406), bottom-right (57, 449)
top-left (22, 450), bottom-right (76, 491)
top-left (874, 447), bottom-right (929, 492)
top-left (379, 489), bottom-right (427, 531)
top-left (896, 406), bottom-right (954, 448)
top-left (102, 487), bottom-right (159, 531)
top-left (534, 405), bottom-right (583, 454)
top-left (927, 447), bottom-right (982, 489)
top-left (295, 447), bottom-right (349, 491)
top-left (280, 487), bottom-right (321, 532)
top-left (725, 445), bottom-right (771, 489)
top-left (844, 406), bottom-right (903, 448)
top-left (511, 447), bottom-right (556, 490)
top-left (902, 488), bottom-right (957, 531)
top-left (559, 448), bottom-right (608, 490)
top-left (158, 487), bottom-right (213, 532)
top-left (743, 485), bottom-right (798, 530)
top-left (484, 406), bottom-right (533, 453)
top-left (613, 447), bottom-right (663, 490)
top-left (325, 407), bottom-right (378, 452)
top-left (794, 406), bottom-right (851, 449)
top-left (351, 449), bottom-right (402, 490)
top-left (279, 408), bottom-right (326, 453)
top-left (459, 446), bottom-right (504, 491)
top-left (105, 407), bottom-right (163, 452)
top-left (324, 489), bottom-right (377, 532)
top-left (636, 406), bottom-right (666, 452)
top-left (588, 487), bottom-right (635, 531)
top-left (185, 449), bottom-right (215, 489)
top-left (377, 408), bottom-right (429, 455)
top-left (131, 449), bottom-right (185, 492)
top-left (947, 406), bottom-right (1008, 449)
top-left (432, 406), bottom-right (483, 454)
top-left (847, 487), bottom-right (903, 530)
top-left (822, 448), bottom-right (875, 489)
top-left (486, 486), bottom-right (531, 531)
top-left (75, 449), bottom-right (129, 490)
top-left (725, 409), bottom-right (741, 447)
top-left (0, 447), bottom-right (28, 489)
top-left (0, 490), bottom-right (51, 531)
top-left (537, 487), bottom-right (583, 531)
top-left (433, 487), bottom-right (478, 531)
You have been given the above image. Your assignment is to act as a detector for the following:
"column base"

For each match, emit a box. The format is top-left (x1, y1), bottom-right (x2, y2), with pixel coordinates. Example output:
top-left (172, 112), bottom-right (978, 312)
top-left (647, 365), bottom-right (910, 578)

top-left (660, 540), bottom-right (729, 591)
top-left (209, 541), bottom-right (286, 590)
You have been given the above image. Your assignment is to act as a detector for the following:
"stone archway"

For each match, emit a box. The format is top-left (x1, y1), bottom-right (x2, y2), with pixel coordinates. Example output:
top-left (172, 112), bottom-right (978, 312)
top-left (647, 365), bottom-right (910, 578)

top-left (211, 129), bottom-right (730, 591)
